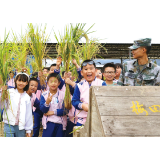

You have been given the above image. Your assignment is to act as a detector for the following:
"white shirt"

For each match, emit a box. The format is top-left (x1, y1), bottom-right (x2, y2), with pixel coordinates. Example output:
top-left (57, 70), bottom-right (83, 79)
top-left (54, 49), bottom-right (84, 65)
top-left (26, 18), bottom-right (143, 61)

top-left (3, 88), bottom-right (33, 133)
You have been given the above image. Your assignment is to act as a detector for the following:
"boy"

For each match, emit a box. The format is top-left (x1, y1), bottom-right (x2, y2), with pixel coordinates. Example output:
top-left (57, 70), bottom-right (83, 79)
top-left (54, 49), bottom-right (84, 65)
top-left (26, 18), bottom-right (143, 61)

top-left (114, 63), bottom-right (122, 82)
top-left (96, 68), bottom-right (103, 80)
top-left (40, 73), bottom-right (68, 137)
top-left (26, 77), bottom-right (42, 137)
top-left (7, 71), bottom-right (15, 88)
top-left (102, 63), bottom-right (117, 86)
top-left (49, 64), bottom-right (56, 74)
top-left (72, 60), bottom-right (107, 126)
top-left (42, 67), bottom-right (49, 79)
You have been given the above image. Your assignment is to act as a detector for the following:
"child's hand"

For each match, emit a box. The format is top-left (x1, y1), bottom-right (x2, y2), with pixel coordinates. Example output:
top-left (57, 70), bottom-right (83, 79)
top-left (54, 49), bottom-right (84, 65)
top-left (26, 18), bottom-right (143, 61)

top-left (26, 133), bottom-right (31, 137)
top-left (38, 71), bottom-right (43, 77)
top-left (46, 92), bottom-right (54, 105)
top-left (56, 56), bottom-right (62, 67)
top-left (44, 111), bottom-right (54, 116)
top-left (65, 72), bottom-right (71, 79)
top-left (82, 103), bottom-right (89, 112)
top-left (65, 78), bottom-right (72, 85)
top-left (72, 59), bottom-right (80, 69)
top-left (72, 59), bottom-right (77, 65)
top-left (1, 86), bottom-right (7, 91)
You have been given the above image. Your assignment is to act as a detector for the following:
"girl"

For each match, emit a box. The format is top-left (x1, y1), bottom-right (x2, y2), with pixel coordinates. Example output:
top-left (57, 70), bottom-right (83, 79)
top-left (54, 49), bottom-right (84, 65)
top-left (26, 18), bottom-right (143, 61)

top-left (2, 72), bottom-right (33, 137)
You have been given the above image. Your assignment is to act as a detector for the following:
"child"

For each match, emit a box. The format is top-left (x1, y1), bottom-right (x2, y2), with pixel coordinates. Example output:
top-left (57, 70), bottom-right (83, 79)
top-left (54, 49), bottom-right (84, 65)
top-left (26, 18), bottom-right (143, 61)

top-left (26, 77), bottom-right (42, 137)
top-left (7, 71), bottom-right (15, 88)
top-left (72, 60), bottom-right (107, 126)
top-left (114, 63), bottom-right (123, 82)
top-left (42, 67), bottom-right (49, 79)
top-left (2, 72), bottom-right (33, 137)
top-left (49, 64), bottom-right (56, 74)
top-left (102, 63), bottom-right (117, 86)
top-left (96, 68), bottom-right (103, 80)
top-left (40, 73), bottom-right (68, 137)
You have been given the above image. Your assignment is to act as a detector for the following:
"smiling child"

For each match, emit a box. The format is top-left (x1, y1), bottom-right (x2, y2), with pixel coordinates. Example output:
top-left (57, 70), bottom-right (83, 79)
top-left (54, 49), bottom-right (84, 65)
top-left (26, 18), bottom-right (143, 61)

top-left (72, 60), bottom-right (107, 126)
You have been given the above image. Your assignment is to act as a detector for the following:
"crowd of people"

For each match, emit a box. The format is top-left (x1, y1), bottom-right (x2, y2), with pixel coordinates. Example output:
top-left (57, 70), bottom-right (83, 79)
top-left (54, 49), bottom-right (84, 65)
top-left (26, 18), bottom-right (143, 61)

top-left (0, 37), bottom-right (160, 137)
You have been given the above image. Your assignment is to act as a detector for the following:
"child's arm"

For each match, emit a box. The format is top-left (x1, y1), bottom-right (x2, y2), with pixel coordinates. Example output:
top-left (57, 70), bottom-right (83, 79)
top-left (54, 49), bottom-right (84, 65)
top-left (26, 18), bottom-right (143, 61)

top-left (25, 99), bottom-right (33, 135)
top-left (54, 57), bottom-right (65, 90)
top-left (40, 95), bottom-right (50, 113)
top-left (40, 92), bottom-right (54, 113)
top-left (71, 85), bottom-right (88, 112)
top-left (72, 59), bottom-right (82, 82)
top-left (33, 98), bottom-right (40, 110)
top-left (65, 78), bottom-right (76, 96)
top-left (44, 101), bottom-right (69, 116)
top-left (72, 85), bottom-right (82, 110)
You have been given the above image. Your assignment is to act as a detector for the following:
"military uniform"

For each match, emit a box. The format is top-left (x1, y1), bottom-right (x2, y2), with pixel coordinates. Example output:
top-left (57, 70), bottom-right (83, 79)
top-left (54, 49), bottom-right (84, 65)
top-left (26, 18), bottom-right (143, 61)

top-left (117, 38), bottom-right (160, 86)
top-left (117, 59), bottom-right (160, 86)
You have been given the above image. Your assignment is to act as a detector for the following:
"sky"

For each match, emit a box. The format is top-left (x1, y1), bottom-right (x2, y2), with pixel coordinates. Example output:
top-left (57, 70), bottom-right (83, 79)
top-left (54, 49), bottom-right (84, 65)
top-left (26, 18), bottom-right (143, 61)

top-left (0, 23), bottom-right (160, 44)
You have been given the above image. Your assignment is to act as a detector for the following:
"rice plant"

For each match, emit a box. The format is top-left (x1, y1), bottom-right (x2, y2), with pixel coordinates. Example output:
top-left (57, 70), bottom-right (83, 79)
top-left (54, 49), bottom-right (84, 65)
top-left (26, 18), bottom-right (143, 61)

top-left (11, 31), bottom-right (30, 74)
top-left (77, 38), bottom-right (107, 62)
top-left (27, 23), bottom-right (51, 86)
top-left (54, 23), bottom-right (95, 109)
top-left (55, 25), bottom-right (73, 110)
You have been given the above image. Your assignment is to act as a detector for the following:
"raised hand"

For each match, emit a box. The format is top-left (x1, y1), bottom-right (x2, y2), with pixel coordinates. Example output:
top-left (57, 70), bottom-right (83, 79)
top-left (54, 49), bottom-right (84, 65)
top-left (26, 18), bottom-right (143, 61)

top-left (46, 92), bottom-right (54, 105)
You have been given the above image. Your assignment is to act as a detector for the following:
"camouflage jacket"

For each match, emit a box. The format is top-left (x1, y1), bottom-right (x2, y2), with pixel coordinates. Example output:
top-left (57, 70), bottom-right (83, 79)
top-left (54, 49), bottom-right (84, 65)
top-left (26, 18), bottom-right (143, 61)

top-left (117, 59), bottom-right (160, 86)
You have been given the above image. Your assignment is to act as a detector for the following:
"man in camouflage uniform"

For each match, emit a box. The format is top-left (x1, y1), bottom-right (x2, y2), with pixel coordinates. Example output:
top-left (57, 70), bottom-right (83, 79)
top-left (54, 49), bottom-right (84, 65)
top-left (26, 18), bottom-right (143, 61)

top-left (117, 38), bottom-right (160, 86)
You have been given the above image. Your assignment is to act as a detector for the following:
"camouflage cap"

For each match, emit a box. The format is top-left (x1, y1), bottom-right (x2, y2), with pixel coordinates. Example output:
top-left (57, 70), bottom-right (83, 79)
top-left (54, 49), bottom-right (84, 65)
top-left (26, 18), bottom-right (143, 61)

top-left (128, 38), bottom-right (151, 50)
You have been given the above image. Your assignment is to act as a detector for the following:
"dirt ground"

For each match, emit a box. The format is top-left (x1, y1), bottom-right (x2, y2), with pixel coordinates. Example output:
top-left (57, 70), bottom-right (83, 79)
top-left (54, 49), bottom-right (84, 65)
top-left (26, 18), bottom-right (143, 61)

top-left (0, 119), bottom-right (43, 137)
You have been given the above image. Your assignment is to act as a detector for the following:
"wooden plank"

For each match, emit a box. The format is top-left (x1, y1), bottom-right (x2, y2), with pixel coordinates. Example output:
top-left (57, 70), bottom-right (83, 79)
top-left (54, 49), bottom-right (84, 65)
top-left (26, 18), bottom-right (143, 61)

top-left (90, 89), bottom-right (105, 137)
top-left (92, 86), bottom-right (160, 97)
top-left (102, 116), bottom-right (160, 136)
top-left (96, 97), bottom-right (160, 116)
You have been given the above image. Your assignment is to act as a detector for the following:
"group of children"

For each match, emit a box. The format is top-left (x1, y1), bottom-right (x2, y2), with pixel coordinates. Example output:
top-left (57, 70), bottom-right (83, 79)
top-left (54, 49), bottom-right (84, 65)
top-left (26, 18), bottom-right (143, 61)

top-left (0, 57), bottom-right (122, 137)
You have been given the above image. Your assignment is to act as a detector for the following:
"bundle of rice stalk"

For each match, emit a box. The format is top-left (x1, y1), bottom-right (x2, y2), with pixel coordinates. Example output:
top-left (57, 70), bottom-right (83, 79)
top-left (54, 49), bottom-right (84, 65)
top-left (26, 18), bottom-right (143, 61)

top-left (27, 23), bottom-right (51, 86)
top-left (70, 23), bottom-right (95, 79)
top-left (78, 39), bottom-right (107, 61)
top-left (0, 33), bottom-right (15, 102)
top-left (11, 32), bottom-right (30, 74)
top-left (54, 25), bottom-right (73, 110)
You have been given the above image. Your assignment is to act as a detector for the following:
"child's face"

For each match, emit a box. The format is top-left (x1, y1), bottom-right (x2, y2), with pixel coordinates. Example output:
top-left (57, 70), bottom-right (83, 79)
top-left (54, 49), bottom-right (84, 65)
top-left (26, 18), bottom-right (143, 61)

top-left (43, 69), bottom-right (48, 77)
top-left (81, 64), bottom-right (97, 83)
top-left (96, 69), bottom-right (102, 80)
top-left (10, 73), bottom-right (14, 79)
top-left (47, 77), bottom-right (60, 92)
top-left (16, 79), bottom-right (28, 90)
top-left (103, 67), bottom-right (116, 81)
top-left (115, 67), bottom-right (122, 77)
top-left (49, 66), bottom-right (56, 74)
top-left (28, 80), bottom-right (38, 94)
